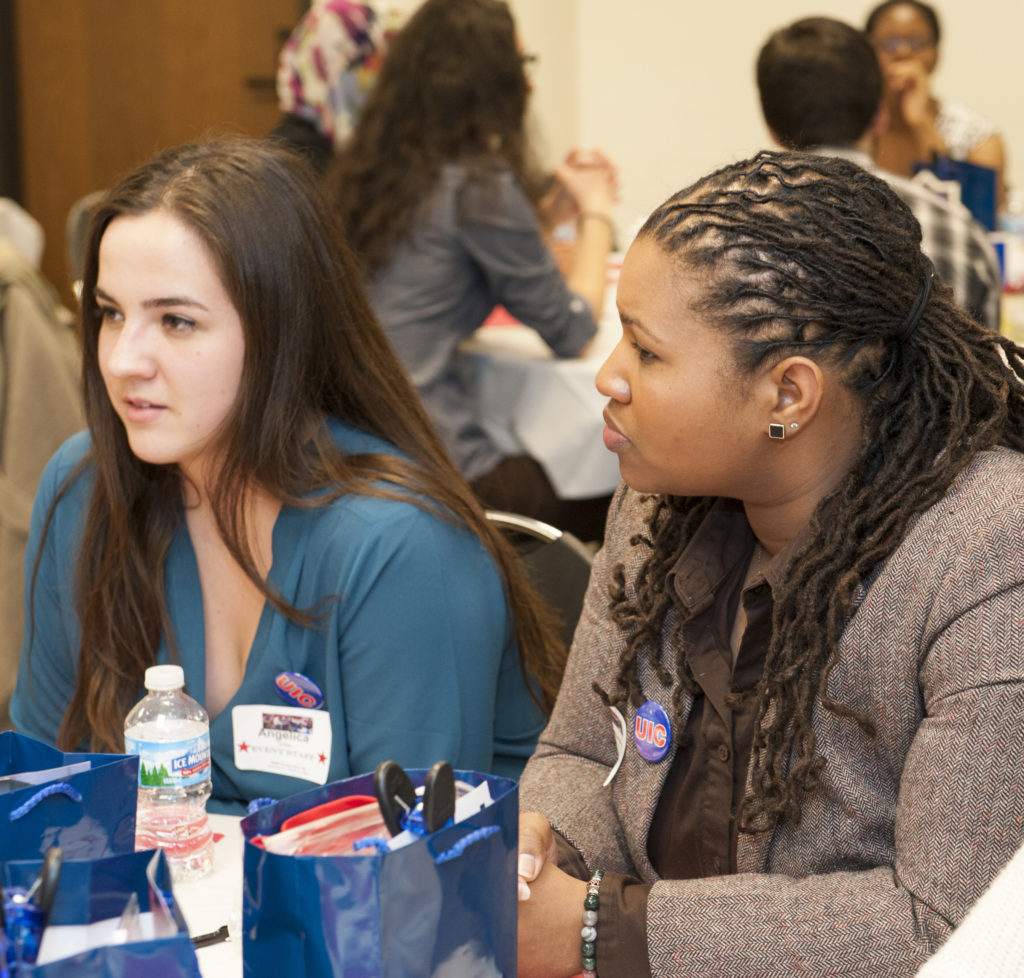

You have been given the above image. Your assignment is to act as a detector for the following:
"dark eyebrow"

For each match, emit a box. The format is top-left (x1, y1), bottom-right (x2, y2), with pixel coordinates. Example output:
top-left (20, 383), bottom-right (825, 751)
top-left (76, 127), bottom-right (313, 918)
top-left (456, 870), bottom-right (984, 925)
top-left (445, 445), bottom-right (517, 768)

top-left (619, 309), bottom-right (664, 346)
top-left (93, 286), bottom-right (209, 312)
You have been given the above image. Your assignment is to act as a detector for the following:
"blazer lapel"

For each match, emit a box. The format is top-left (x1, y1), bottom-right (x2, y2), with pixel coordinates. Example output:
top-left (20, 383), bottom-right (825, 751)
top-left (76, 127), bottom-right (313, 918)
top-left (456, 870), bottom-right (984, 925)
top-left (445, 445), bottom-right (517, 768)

top-left (619, 607), bottom-right (692, 879)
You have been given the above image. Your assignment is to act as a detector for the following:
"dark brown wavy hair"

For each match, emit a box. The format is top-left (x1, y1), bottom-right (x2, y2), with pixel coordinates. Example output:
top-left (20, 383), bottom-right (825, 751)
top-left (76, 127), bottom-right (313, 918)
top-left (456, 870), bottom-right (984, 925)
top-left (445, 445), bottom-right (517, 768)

top-left (330, 0), bottom-right (542, 274)
top-left (596, 151), bottom-right (1024, 832)
top-left (46, 138), bottom-right (564, 752)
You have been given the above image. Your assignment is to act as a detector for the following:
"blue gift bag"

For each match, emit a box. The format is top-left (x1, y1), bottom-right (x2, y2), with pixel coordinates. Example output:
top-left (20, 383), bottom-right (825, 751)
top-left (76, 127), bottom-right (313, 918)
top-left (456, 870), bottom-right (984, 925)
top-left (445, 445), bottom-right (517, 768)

top-left (0, 732), bottom-right (138, 862)
top-left (3, 848), bottom-right (200, 977)
top-left (914, 157), bottom-right (998, 231)
top-left (241, 769), bottom-right (518, 978)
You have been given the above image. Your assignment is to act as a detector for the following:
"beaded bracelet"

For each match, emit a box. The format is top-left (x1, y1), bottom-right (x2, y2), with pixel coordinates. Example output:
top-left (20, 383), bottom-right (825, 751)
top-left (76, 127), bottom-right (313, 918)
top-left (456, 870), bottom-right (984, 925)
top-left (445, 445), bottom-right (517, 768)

top-left (580, 868), bottom-right (604, 977)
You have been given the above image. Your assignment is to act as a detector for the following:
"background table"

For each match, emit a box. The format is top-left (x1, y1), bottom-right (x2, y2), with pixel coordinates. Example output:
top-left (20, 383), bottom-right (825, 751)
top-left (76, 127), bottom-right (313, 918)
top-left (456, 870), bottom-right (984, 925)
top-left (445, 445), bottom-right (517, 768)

top-left (175, 813), bottom-right (244, 978)
top-left (454, 257), bottom-right (624, 501)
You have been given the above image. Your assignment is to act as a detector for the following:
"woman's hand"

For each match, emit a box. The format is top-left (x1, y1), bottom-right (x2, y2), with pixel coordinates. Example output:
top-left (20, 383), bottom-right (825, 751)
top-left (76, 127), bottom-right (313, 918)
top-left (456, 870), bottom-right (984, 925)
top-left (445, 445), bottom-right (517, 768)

top-left (554, 147), bottom-right (619, 219)
top-left (537, 179), bottom-right (580, 233)
top-left (518, 810), bottom-right (558, 898)
top-left (548, 147), bottom-right (619, 320)
top-left (517, 811), bottom-right (588, 978)
top-left (884, 60), bottom-right (942, 156)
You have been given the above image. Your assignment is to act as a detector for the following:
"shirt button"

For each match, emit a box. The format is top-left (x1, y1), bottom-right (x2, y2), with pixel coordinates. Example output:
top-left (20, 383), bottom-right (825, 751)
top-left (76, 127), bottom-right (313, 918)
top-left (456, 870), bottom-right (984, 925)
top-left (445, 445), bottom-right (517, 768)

top-left (717, 744), bottom-right (731, 762)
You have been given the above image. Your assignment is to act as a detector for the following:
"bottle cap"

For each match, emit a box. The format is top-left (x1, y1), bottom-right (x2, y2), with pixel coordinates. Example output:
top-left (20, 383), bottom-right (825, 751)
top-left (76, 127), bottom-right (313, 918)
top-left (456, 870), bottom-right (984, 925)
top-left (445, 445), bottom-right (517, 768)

top-left (144, 664), bottom-right (185, 691)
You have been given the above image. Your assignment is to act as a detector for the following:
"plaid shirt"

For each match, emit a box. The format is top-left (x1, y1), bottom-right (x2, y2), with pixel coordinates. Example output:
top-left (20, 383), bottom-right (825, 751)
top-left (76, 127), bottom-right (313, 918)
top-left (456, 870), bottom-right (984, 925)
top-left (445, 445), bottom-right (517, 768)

top-left (817, 147), bottom-right (1000, 330)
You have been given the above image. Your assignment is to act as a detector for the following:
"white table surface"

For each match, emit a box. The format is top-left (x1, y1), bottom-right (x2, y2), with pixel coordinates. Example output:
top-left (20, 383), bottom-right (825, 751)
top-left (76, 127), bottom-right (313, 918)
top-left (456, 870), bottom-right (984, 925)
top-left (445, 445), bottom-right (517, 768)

top-left (174, 813), bottom-right (244, 978)
top-left (455, 264), bottom-right (624, 501)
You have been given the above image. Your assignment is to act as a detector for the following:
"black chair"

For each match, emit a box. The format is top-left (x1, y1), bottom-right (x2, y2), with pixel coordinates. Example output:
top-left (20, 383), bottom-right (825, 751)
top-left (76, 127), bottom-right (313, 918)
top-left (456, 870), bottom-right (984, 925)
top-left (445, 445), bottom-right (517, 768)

top-left (65, 189), bottom-right (106, 299)
top-left (486, 510), bottom-right (594, 648)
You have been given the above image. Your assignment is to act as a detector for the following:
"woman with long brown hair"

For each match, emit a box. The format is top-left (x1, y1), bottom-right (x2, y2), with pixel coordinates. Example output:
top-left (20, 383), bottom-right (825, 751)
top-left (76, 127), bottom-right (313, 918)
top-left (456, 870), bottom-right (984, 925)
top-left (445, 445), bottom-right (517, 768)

top-left (515, 151), bottom-right (1024, 977)
top-left (11, 138), bottom-right (565, 813)
top-left (332, 0), bottom-right (618, 543)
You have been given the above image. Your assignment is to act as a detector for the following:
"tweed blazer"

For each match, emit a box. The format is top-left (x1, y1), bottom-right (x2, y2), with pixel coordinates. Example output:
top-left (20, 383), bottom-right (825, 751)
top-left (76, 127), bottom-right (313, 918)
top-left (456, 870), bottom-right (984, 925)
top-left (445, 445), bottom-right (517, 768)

top-left (519, 447), bottom-right (1024, 978)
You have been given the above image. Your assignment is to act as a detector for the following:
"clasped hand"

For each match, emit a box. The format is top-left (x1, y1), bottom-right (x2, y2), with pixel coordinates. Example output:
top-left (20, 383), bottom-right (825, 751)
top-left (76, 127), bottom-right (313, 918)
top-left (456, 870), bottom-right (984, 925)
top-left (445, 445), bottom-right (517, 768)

top-left (538, 147), bottom-right (619, 230)
top-left (517, 811), bottom-right (589, 978)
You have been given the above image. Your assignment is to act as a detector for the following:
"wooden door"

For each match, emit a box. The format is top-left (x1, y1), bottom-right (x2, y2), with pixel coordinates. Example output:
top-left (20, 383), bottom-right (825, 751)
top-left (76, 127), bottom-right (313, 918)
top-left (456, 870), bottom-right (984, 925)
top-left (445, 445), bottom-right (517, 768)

top-left (13, 0), bottom-right (306, 304)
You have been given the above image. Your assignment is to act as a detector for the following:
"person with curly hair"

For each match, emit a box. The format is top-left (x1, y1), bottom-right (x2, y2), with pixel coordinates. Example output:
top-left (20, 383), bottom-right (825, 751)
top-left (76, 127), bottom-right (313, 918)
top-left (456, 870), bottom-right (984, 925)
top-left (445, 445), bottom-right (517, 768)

top-left (515, 151), bottom-right (1024, 977)
top-left (11, 139), bottom-right (566, 813)
top-left (331, 0), bottom-right (618, 542)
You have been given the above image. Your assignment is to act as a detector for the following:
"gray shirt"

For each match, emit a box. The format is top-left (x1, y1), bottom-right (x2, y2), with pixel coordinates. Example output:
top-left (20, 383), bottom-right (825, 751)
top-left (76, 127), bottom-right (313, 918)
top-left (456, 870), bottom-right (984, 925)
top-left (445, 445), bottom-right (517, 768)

top-left (368, 161), bottom-right (598, 480)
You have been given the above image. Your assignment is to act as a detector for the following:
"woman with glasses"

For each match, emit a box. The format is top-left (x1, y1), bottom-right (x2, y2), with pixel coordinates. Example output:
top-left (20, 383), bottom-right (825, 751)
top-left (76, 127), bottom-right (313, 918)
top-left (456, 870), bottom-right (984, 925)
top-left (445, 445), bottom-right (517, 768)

top-left (865, 0), bottom-right (1006, 208)
top-left (331, 0), bottom-right (619, 543)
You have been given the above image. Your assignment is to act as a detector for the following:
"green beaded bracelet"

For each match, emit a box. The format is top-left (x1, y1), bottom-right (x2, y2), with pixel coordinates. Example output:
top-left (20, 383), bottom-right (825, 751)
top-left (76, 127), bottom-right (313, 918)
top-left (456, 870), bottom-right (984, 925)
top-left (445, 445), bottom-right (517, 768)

top-left (581, 869), bottom-right (604, 977)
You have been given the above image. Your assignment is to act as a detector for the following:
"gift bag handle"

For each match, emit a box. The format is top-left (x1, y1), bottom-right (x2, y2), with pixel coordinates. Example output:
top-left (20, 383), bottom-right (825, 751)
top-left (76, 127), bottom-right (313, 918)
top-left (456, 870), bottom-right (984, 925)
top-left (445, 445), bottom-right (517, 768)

top-left (9, 782), bottom-right (83, 821)
top-left (434, 824), bottom-right (500, 865)
top-left (353, 823), bottom-right (501, 861)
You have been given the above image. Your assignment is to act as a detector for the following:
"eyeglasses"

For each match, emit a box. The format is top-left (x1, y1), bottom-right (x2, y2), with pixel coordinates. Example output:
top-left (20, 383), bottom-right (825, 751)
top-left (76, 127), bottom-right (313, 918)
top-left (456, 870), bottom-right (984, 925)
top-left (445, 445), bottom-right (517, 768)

top-left (873, 35), bottom-right (935, 54)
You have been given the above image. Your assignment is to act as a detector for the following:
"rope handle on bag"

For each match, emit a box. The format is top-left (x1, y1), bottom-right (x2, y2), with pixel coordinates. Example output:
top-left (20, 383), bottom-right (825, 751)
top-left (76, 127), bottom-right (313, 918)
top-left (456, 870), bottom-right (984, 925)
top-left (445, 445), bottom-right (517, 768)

top-left (433, 824), bottom-right (500, 864)
top-left (9, 782), bottom-right (82, 820)
top-left (351, 824), bottom-right (501, 861)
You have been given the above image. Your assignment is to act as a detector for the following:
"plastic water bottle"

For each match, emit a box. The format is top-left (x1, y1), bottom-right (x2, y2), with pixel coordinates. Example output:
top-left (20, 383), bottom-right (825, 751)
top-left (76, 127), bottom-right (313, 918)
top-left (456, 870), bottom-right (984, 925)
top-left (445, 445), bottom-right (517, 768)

top-left (124, 664), bottom-right (214, 881)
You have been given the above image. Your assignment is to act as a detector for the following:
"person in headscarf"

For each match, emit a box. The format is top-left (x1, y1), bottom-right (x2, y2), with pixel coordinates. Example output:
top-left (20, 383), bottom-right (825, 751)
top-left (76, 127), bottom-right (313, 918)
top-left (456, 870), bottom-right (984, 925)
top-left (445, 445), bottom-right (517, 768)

top-left (269, 1), bottom-right (391, 174)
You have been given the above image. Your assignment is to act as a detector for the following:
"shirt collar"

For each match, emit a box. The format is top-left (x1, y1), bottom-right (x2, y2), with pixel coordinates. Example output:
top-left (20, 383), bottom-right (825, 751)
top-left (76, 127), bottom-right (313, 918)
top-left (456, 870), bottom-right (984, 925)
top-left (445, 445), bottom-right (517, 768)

top-left (667, 498), bottom-right (815, 614)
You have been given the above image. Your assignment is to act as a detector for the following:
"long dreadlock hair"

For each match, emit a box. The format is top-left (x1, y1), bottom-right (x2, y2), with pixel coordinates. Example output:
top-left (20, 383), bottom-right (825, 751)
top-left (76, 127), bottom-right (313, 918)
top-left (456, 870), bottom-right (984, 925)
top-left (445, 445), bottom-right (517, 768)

top-left (597, 151), bottom-right (1024, 833)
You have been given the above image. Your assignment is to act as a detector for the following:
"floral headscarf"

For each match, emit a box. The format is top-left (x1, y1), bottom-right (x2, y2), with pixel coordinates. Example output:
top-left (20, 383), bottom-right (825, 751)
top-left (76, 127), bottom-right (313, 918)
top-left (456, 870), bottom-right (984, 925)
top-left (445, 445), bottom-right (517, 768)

top-left (276, 1), bottom-right (390, 150)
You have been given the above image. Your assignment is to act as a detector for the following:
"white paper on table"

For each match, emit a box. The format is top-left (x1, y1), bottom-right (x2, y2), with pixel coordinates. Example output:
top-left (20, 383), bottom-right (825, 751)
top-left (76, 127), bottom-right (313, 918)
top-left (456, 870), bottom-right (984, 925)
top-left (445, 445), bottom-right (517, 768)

top-left (36, 912), bottom-right (163, 964)
top-left (0, 761), bottom-right (92, 790)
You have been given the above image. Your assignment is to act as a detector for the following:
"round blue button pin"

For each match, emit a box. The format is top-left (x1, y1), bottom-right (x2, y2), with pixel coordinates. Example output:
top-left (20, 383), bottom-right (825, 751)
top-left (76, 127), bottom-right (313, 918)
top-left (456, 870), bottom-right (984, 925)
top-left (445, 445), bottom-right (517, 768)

top-left (273, 671), bottom-right (324, 709)
top-left (633, 700), bottom-right (672, 762)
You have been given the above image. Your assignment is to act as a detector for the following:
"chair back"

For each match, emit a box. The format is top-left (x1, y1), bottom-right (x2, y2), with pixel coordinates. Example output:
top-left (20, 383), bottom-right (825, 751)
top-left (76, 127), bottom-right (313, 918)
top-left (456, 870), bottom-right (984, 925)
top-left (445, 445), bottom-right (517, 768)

top-left (486, 510), bottom-right (593, 649)
top-left (65, 189), bottom-right (106, 298)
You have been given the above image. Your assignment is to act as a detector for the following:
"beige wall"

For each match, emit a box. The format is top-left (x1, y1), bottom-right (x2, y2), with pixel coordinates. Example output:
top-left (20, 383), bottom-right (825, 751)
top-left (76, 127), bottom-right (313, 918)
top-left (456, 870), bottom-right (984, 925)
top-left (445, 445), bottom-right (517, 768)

top-left (522, 0), bottom-right (1023, 238)
top-left (381, 0), bottom-right (1022, 237)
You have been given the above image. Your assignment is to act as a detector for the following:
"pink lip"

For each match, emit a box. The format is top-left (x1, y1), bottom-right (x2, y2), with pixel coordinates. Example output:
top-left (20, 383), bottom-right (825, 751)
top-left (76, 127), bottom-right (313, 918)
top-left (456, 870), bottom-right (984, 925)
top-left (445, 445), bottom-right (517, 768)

top-left (122, 397), bottom-right (166, 422)
top-left (602, 409), bottom-right (630, 453)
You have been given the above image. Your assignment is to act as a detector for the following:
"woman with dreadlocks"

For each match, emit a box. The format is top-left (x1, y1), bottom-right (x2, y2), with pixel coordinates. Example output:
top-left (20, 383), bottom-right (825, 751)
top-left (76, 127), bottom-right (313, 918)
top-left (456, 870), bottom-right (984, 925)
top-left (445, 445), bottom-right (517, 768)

top-left (514, 150), bottom-right (1024, 978)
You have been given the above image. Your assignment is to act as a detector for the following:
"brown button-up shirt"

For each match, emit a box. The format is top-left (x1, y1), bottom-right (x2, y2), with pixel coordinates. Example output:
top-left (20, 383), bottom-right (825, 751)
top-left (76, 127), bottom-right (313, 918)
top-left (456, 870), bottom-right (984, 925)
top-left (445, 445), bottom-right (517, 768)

top-left (555, 503), bottom-right (779, 978)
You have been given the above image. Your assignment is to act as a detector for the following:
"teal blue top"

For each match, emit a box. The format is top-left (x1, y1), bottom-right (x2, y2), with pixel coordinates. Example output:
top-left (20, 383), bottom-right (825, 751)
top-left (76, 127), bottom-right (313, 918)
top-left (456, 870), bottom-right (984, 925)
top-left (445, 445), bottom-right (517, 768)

top-left (12, 420), bottom-right (545, 813)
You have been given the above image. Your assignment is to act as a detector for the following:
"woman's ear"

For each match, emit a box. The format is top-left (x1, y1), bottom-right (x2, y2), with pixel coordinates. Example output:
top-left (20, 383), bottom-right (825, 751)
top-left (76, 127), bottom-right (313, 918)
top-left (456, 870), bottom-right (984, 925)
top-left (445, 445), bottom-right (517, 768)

top-left (767, 356), bottom-right (824, 436)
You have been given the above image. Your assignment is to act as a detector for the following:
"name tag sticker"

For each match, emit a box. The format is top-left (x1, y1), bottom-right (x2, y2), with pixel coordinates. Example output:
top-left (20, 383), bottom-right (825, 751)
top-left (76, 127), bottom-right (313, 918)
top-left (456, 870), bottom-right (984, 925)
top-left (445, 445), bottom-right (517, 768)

top-left (232, 704), bottom-right (332, 785)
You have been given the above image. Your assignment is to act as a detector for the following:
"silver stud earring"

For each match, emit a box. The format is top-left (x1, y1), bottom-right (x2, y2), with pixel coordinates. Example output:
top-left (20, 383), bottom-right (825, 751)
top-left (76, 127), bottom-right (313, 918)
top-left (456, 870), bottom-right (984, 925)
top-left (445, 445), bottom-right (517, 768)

top-left (789, 422), bottom-right (799, 430)
top-left (768, 423), bottom-right (785, 440)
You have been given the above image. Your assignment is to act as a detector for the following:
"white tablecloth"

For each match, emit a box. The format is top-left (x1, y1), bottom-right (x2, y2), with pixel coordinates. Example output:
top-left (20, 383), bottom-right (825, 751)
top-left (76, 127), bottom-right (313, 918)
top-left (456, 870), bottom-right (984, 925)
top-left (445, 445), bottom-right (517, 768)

top-left (455, 271), bottom-right (624, 501)
top-left (174, 813), bottom-right (244, 978)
